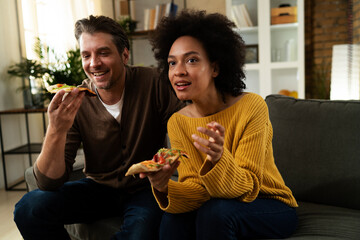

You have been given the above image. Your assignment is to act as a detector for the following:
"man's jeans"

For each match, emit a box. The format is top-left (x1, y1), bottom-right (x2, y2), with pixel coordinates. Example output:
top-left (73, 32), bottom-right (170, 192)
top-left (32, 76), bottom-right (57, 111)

top-left (14, 178), bottom-right (162, 240)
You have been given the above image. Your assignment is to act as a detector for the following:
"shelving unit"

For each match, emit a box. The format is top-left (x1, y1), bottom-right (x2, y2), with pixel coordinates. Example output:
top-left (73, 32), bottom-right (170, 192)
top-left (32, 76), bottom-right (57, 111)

top-left (0, 108), bottom-right (47, 190)
top-left (226, 0), bottom-right (304, 98)
top-left (115, 0), bottom-right (185, 66)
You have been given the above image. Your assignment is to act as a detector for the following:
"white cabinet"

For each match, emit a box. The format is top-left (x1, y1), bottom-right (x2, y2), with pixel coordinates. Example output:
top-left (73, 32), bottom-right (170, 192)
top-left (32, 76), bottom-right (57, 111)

top-left (226, 0), bottom-right (304, 98)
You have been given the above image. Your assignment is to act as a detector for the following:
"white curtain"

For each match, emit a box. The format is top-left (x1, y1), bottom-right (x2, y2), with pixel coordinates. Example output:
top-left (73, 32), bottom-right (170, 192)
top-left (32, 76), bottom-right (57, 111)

top-left (19, 0), bottom-right (114, 60)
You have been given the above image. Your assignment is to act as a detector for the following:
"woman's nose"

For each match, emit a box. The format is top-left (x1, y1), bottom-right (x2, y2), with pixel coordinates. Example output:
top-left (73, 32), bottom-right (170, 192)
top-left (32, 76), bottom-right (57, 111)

top-left (174, 62), bottom-right (186, 76)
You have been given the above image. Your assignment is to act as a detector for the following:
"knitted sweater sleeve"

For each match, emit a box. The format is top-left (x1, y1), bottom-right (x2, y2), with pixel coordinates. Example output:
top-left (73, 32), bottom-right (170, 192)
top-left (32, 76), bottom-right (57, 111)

top-left (199, 96), bottom-right (270, 202)
top-left (153, 116), bottom-right (211, 213)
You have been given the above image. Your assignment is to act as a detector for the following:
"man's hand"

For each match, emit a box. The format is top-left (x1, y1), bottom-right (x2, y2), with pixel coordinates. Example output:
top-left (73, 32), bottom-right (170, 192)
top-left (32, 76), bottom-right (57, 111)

top-left (35, 88), bottom-right (85, 180)
top-left (47, 88), bottom-right (85, 134)
top-left (139, 161), bottom-right (180, 193)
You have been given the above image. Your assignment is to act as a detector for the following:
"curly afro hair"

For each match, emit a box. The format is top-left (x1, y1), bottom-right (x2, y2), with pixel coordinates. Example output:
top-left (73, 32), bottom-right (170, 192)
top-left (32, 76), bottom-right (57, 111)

top-left (150, 9), bottom-right (246, 98)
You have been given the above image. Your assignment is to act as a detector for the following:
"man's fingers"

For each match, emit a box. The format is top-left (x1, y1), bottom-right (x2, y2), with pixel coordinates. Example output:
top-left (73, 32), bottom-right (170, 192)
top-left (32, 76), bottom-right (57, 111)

top-left (57, 90), bottom-right (85, 114)
top-left (61, 88), bottom-right (80, 106)
top-left (67, 92), bottom-right (85, 114)
top-left (48, 90), bottom-right (66, 111)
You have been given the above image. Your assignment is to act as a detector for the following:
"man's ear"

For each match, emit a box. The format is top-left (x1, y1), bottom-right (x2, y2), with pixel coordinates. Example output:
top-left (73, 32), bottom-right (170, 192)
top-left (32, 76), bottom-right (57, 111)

top-left (211, 62), bottom-right (220, 78)
top-left (122, 48), bottom-right (130, 64)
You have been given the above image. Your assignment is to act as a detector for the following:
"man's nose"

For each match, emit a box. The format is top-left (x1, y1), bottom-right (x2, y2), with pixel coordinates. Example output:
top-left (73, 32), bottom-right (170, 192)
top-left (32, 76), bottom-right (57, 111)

top-left (90, 56), bottom-right (101, 67)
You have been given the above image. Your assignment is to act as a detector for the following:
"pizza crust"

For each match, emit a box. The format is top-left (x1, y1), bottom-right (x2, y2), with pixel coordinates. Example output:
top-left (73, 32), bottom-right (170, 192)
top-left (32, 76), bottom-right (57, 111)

top-left (125, 162), bottom-right (161, 176)
top-left (46, 84), bottom-right (96, 96)
top-left (125, 148), bottom-right (189, 177)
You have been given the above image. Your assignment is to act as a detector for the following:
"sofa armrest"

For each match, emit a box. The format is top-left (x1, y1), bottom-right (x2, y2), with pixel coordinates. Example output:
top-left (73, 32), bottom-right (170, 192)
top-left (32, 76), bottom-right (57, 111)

top-left (25, 155), bottom-right (86, 192)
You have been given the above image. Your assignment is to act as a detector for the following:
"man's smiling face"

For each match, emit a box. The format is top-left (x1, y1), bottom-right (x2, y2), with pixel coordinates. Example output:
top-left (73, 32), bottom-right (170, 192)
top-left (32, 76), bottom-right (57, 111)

top-left (79, 32), bottom-right (127, 90)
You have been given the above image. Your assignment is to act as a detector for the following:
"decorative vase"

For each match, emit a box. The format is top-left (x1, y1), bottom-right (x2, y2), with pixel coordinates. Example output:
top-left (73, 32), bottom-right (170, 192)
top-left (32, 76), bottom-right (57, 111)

top-left (23, 78), bottom-right (45, 109)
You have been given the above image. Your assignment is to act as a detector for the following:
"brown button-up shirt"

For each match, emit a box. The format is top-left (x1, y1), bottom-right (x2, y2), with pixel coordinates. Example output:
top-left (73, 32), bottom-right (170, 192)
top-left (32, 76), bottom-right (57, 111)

top-left (34, 66), bottom-right (184, 191)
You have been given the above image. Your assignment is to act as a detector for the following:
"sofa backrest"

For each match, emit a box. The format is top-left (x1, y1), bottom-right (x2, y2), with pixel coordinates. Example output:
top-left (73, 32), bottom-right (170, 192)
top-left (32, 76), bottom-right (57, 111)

top-left (265, 94), bottom-right (360, 210)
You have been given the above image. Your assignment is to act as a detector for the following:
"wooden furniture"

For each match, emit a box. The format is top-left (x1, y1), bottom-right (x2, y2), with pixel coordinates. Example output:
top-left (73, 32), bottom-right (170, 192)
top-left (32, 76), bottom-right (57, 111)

top-left (226, 0), bottom-right (305, 98)
top-left (0, 108), bottom-right (47, 190)
top-left (115, 0), bottom-right (185, 66)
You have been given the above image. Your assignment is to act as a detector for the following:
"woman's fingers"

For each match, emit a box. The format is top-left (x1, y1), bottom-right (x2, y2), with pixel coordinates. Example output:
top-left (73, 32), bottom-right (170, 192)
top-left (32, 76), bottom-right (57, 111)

top-left (142, 161), bottom-right (180, 193)
top-left (192, 122), bottom-right (225, 163)
top-left (196, 126), bottom-right (224, 146)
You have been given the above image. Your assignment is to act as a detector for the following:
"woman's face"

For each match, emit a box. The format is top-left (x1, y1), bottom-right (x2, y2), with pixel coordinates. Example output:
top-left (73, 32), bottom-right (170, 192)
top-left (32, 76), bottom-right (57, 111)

top-left (167, 36), bottom-right (219, 102)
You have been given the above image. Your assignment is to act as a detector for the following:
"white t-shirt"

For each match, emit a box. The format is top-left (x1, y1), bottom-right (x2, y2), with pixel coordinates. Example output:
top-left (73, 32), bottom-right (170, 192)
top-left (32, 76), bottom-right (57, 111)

top-left (97, 88), bottom-right (125, 123)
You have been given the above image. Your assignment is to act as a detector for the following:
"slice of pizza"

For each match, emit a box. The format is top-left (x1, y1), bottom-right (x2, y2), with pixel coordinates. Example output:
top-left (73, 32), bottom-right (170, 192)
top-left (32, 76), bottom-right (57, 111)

top-left (125, 148), bottom-right (189, 176)
top-left (46, 83), bottom-right (96, 96)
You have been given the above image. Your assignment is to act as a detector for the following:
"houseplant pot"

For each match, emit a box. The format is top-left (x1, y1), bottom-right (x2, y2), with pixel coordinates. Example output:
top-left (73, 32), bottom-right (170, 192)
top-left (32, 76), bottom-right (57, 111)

top-left (7, 58), bottom-right (48, 109)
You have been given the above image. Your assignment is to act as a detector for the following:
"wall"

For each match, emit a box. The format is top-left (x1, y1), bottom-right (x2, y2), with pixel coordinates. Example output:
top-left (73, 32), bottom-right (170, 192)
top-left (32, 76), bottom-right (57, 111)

top-left (305, 0), bottom-right (359, 99)
top-left (354, 0), bottom-right (360, 43)
top-left (0, 0), bottom-right (31, 189)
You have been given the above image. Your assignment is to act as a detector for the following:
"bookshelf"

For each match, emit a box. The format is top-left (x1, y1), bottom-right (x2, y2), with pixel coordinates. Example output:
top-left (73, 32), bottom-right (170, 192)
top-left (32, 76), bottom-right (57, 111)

top-left (114, 0), bottom-right (185, 66)
top-left (226, 0), bottom-right (305, 99)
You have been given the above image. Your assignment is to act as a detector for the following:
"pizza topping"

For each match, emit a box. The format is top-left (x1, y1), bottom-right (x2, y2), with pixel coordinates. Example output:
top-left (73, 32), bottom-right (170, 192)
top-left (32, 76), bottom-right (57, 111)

top-left (46, 83), bottom-right (96, 96)
top-left (141, 160), bottom-right (163, 169)
top-left (124, 148), bottom-right (189, 177)
top-left (153, 148), bottom-right (188, 165)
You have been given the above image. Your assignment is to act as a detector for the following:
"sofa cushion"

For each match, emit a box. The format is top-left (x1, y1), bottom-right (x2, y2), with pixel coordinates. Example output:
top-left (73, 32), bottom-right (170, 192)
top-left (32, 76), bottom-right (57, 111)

top-left (66, 217), bottom-right (122, 240)
top-left (289, 201), bottom-right (360, 239)
top-left (265, 95), bottom-right (360, 210)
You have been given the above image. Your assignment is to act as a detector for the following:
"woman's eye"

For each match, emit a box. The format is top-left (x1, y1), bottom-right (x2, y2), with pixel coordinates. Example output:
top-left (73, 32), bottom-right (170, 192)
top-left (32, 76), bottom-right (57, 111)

top-left (188, 58), bottom-right (197, 63)
top-left (168, 61), bottom-right (175, 66)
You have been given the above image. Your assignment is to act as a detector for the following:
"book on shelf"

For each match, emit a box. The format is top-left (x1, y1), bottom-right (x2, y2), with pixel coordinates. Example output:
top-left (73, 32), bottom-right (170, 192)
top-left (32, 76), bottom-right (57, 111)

top-left (231, 4), bottom-right (253, 28)
top-left (149, 8), bottom-right (156, 30)
top-left (154, 4), bottom-right (166, 29)
top-left (165, 2), bottom-right (178, 18)
top-left (143, 8), bottom-right (150, 30)
top-left (143, 2), bottom-right (178, 31)
top-left (119, 0), bottom-right (136, 20)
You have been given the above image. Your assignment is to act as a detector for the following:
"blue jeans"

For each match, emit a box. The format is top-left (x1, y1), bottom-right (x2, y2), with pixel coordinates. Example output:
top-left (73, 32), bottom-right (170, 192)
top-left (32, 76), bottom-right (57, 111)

top-left (160, 198), bottom-right (297, 240)
top-left (14, 178), bottom-right (162, 240)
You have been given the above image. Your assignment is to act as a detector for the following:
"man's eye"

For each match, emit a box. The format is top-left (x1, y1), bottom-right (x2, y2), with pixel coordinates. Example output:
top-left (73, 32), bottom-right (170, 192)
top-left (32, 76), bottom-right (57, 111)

top-left (100, 51), bottom-right (109, 56)
top-left (82, 55), bottom-right (90, 59)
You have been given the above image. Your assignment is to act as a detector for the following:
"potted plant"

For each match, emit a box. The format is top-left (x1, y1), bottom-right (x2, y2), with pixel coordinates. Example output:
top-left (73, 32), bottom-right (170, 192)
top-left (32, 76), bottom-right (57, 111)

top-left (7, 58), bottom-right (48, 109)
top-left (7, 38), bottom-right (86, 108)
top-left (117, 16), bottom-right (138, 34)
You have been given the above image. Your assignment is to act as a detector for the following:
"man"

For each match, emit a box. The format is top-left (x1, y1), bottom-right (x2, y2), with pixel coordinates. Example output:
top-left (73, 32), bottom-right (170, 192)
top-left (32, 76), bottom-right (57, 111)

top-left (14, 15), bottom-right (183, 240)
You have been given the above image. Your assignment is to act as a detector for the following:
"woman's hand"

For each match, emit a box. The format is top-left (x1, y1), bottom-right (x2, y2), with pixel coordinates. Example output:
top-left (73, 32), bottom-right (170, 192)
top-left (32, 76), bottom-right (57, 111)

top-left (192, 121), bottom-right (225, 165)
top-left (140, 161), bottom-right (180, 193)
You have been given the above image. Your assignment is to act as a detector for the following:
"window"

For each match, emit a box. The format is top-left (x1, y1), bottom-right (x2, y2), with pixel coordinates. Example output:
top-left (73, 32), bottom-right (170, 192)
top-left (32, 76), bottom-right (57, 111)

top-left (18, 0), bottom-right (114, 61)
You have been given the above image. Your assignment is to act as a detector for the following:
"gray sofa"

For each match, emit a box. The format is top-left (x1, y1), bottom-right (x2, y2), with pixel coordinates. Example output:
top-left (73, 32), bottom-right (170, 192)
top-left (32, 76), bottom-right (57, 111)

top-left (25, 94), bottom-right (360, 239)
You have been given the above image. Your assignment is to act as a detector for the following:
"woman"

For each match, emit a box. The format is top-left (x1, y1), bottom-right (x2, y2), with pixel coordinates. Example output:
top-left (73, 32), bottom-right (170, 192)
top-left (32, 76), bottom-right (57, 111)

top-left (141, 10), bottom-right (298, 240)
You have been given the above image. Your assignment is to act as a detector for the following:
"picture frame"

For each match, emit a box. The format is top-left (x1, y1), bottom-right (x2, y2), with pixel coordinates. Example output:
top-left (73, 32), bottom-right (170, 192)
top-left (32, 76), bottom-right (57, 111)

top-left (245, 44), bottom-right (259, 63)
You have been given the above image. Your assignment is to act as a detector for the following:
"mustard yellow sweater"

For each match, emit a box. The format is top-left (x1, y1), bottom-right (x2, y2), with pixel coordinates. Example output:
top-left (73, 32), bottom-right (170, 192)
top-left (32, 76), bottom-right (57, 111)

top-left (154, 93), bottom-right (298, 213)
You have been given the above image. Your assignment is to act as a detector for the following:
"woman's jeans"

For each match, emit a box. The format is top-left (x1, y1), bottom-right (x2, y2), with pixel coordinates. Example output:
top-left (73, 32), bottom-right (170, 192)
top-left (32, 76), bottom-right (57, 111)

top-left (14, 178), bottom-right (162, 240)
top-left (160, 198), bottom-right (298, 240)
